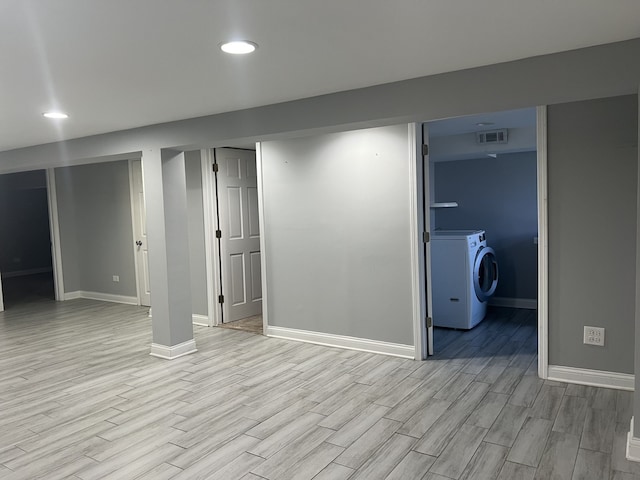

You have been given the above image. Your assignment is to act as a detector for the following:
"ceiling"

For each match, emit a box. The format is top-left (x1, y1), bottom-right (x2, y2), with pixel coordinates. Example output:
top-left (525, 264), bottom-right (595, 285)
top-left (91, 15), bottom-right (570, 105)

top-left (2, 1), bottom-right (640, 153)
top-left (428, 108), bottom-right (537, 162)
top-left (428, 108), bottom-right (536, 138)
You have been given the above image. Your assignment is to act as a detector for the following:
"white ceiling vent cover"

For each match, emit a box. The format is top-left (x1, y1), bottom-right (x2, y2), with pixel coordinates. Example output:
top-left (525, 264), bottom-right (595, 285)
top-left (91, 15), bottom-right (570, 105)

top-left (476, 129), bottom-right (508, 145)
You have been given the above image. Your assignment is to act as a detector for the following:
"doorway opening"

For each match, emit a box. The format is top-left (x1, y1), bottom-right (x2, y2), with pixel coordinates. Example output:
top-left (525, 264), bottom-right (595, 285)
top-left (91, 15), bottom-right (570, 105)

top-left (0, 170), bottom-right (55, 310)
top-left (213, 147), bottom-right (263, 335)
top-left (423, 107), bottom-right (539, 371)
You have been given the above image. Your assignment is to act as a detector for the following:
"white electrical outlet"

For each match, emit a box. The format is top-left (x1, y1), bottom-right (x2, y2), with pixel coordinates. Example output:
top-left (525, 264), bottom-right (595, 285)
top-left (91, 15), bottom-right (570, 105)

top-left (112, 275), bottom-right (119, 282)
top-left (584, 326), bottom-right (605, 346)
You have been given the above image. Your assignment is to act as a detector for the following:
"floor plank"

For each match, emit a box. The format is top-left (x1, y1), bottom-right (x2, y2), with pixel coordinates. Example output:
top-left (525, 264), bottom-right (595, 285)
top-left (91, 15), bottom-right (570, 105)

top-left (0, 301), bottom-right (633, 480)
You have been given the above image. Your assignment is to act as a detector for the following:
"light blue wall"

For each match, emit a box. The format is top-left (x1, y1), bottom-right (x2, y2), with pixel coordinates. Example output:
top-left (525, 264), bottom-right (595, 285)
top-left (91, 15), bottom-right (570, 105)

top-left (433, 152), bottom-right (538, 301)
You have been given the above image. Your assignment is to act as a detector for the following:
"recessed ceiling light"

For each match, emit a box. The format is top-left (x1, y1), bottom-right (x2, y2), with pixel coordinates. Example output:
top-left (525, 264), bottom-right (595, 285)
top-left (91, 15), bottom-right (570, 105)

top-left (476, 122), bottom-right (494, 127)
top-left (220, 40), bottom-right (258, 55)
top-left (43, 111), bottom-right (69, 119)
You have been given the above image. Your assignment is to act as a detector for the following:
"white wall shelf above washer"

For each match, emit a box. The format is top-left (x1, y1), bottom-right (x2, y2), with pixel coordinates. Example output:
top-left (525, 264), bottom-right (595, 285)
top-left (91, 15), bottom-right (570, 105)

top-left (430, 202), bottom-right (458, 208)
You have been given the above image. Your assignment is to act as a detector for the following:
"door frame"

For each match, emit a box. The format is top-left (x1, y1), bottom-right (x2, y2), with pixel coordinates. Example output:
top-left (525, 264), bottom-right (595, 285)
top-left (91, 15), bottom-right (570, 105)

top-left (128, 158), bottom-right (140, 306)
top-left (255, 142), bottom-right (270, 335)
top-left (418, 107), bottom-right (549, 375)
top-left (202, 146), bottom-right (266, 328)
top-left (410, 123), bottom-right (429, 360)
top-left (536, 105), bottom-right (549, 379)
top-left (209, 144), bottom-right (264, 324)
top-left (128, 158), bottom-right (151, 307)
top-left (201, 148), bottom-right (221, 327)
top-left (46, 168), bottom-right (65, 302)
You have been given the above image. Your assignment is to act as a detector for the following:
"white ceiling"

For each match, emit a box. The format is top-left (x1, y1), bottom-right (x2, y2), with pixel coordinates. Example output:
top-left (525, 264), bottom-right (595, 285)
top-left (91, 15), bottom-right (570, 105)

top-left (2, 0), bottom-right (640, 152)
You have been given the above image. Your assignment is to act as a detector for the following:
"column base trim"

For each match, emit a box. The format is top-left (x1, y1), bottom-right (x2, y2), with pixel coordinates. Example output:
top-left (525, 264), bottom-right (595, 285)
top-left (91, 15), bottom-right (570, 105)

top-left (266, 325), bottom-right (415, 359)
top-left (150, 339), bottom-right (197, 360)
top-left (627, 418), bottom-right (640, 462)
top-left (148, 310), bottom-right (210, 326)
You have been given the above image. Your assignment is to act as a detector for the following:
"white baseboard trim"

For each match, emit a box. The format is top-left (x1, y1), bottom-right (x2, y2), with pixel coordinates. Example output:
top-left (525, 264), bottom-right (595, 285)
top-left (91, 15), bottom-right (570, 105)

top-left (548, 365), bottom-right (634, 391)
top-left (2, 267), bottom-right (54, 279)
top-left (266, 325), bottom-right (415, 359)
top-left (627, 418), bottom-right (640, 462)
top-left (64, 291), bottom-right (82, 300)
top-left (150, 339), bottom-right (197, 360)
top-left (489, 297), bottom-right (537, 310)
top-left (64, 290), bottom-right (138, 305)
top-left (192, 314), bottom-right (210, 326)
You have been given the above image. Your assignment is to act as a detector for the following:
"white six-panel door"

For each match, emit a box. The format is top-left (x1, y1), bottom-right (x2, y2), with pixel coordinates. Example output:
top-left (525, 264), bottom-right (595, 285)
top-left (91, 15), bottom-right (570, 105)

top-left (216, 148), bottom-right (262, 322)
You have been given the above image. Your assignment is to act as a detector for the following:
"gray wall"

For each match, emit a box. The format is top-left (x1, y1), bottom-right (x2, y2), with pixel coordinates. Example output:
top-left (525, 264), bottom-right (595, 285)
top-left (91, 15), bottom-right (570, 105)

top-left (433, 152), bottom-right (538, 301)
top-left (0, 170), bottom-right (52, 275)
top-left (56, 155), bottom-right (209, 314)
top-left (56, 161), bottom-right (137, 297)
top-left (185, 150), bottom-right (208, 316)
top-left (55, 169), bottom-right (80, 292)
top-left (548, 95), bottom-right (638, 374)
top-left (0, 38), bottom-right (637, 373)
top-left (261, 125), bottom-right (415, 346)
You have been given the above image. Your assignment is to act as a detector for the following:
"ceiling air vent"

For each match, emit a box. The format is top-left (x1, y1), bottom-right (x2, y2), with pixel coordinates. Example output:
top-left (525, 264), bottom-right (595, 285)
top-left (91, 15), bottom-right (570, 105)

top-left (476, 129), bottom-right (508, 145)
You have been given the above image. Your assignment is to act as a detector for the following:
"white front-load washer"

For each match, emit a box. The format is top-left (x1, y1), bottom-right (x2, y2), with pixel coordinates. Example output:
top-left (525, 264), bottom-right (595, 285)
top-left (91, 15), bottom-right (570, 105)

top-left (431, 230), bottom-right (498, 329)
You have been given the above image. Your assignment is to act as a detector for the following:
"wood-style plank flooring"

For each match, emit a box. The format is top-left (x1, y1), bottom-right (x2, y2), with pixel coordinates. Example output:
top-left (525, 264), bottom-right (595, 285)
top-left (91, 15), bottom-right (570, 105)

top-left (0, 299), bottom-right (637, 479)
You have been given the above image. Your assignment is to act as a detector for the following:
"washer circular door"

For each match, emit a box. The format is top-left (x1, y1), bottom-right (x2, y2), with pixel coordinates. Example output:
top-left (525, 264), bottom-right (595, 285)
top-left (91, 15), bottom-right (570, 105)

top-left (473, 246), bottom-right (498, 302)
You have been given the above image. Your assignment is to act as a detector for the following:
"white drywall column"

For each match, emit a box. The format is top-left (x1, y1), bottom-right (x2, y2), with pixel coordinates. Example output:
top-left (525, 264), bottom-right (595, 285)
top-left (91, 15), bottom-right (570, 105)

top-left (143, 148), bottom-right (196, 359)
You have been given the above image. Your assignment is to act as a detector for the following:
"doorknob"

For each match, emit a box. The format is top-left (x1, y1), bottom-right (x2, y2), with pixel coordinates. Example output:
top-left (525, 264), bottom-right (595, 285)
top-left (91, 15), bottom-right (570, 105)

top-left (136, 240), bottom-right (143, 247)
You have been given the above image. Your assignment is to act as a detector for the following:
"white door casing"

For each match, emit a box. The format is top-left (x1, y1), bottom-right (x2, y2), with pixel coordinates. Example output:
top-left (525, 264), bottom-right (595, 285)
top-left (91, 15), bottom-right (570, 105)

top-left (130, 159), bottom-right (151, 307)
top-left (46, 169), bottom-right (64, 302)
top-left (423, 109), bottom-right (547, 374)
top-left (536, 105), bottom-right (549, 379)
top-left (200, 149), bottom-right (219, 326)
top-left (215, 148), bottom-right (262, 323)
top-left (418, 124), bottom-right (433, 357)
top-left (411, 123), bottom-right (429, 360)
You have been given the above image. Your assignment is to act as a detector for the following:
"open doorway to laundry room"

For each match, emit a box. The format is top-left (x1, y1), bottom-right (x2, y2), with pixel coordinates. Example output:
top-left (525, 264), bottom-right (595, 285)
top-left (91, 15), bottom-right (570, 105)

top-left (213, 147), bottom-right (263, 335)
top-left (423, 107), bottom-right (540, 376)
top-left (0, 170), bottom-right (56, 311)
